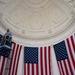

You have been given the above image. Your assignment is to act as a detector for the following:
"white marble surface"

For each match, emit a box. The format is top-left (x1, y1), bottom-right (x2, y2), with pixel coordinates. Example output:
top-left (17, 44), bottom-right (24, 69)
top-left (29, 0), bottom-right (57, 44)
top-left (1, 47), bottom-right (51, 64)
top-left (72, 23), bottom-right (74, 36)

top-left (0, 0), bottom-right (75, 39)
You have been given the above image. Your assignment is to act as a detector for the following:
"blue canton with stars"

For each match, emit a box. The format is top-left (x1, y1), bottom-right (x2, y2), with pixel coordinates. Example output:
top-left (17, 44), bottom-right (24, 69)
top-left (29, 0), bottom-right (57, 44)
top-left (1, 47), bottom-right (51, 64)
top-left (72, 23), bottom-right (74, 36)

top-left (24, 47), bottom-right (38, 64)
top-left (53, 41), bottom-right (68, 61)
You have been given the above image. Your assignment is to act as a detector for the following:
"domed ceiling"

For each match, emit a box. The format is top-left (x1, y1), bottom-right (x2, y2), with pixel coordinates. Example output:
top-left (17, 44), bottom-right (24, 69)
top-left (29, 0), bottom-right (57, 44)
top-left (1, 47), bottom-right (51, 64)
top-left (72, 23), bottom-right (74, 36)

top-left (0, 0), bottom-right (75, 39)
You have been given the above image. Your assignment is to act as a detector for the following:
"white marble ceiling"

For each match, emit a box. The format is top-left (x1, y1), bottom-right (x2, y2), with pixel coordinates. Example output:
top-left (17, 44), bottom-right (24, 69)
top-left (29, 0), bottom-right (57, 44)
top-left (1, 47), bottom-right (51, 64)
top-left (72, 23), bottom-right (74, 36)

top-left (0, 0), bottom-right (75, 39)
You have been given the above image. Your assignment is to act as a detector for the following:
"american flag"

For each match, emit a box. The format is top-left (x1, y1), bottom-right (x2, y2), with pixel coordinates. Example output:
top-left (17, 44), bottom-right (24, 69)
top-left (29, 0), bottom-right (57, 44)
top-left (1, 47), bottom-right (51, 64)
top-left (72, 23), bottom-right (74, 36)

top-left (0, 56), bottom-right (7, 75)
top-left (0, 34), bottom-right (8, 75)
top-left (53, 33), bottom-right (75, 75)
top-left (24, 46), bottom-right (52, 75)
top-left (0, 46), bottom-right (11, 75)
top-left (8, 42), bottom-right (22, 75)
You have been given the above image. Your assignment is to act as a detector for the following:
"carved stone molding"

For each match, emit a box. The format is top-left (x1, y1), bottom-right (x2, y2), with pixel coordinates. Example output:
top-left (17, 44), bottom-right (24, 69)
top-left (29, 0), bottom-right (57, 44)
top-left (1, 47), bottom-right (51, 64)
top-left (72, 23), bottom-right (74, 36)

top-left (0, 0), bottom-right (75, 39)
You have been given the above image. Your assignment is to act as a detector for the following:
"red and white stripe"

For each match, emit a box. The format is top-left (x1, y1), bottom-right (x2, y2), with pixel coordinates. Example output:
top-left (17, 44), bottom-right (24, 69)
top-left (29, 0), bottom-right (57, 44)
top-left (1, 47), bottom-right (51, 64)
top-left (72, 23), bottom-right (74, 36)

top-left (57, 33), bottom-right (75, 75)
top-left (24, 46), bottom-right (52, 75)
top-left (8, 43), bottom-right (22, 75)
top-left (0, 56), bottom-right (7, 75)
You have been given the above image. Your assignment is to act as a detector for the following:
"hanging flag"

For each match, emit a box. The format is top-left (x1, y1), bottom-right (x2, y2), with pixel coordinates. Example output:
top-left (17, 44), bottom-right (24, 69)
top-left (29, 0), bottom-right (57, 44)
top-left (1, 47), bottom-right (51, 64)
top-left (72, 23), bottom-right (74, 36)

top-left (0, 56), bottom-right (7, 75)
top-left (0, 40), bottom-right (11, 75)
top-left (8, 42), bottom-right (22, 75)
top-left (24, 46), bottom-right (52, 75)
top-left (53, 33), bottom-right (75, 75)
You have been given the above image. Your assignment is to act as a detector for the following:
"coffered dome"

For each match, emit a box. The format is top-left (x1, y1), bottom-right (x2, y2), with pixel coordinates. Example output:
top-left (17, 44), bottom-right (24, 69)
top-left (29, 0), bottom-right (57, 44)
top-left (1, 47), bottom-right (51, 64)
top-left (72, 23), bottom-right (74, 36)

top-left (0, 0), bottom-right (75, 39)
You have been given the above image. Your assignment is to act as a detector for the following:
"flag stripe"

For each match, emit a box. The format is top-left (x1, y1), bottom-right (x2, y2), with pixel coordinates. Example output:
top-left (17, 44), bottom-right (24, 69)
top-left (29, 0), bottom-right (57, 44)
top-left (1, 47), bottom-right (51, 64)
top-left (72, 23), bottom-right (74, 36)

top-left (42, 47), bottom-right (45, 75)
top-left (32, 64), bottom-right (34, 75)
top-left (26, 64), bottom-right (28, 75)
top-left (48, 46), bottom-right (51, 75)
top-left (36, 64), bottom-right (38, 75)
top-left (40, 47), bottom-right (43, 75)
top-left (34, 64), bottom-right (36, 75)
top-left (24, 64), bottom-right (26, 75)
top-left (30, 64), bottom-right (32, 75)
top-left (44, 47), bottom-right (47, 75)
top-left (47, 47), bottom-right (49, 75)
top-left (38, 48), bottom-right (40, 75)
top-left (28, 64), bottom-right (30, 75)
